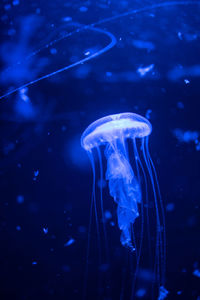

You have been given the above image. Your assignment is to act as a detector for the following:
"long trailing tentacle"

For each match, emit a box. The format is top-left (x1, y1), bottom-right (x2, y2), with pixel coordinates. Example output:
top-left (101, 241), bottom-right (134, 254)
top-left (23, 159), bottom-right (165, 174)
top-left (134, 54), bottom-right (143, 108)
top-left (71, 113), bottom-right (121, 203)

top-left (96, 146), bottom-right (110, 264)
top-left (142, 136), bottom-right (168, 299)
top-left (83, 149), bottom-right (102, 300)
top-left (145, 137), bottom-right (166, 287)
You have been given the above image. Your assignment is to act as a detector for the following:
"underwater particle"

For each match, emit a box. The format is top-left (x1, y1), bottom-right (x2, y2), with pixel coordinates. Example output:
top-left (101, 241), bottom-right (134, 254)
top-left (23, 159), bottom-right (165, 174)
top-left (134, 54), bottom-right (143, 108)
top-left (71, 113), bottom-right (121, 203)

top-left (137, 64), bottom-right (154, 77)
top-left (173, 129), bottom-right (199, 144)
top-left (132, 39), bottom-right (155, 51)
top-left (184, 33), bottom-right (198, 42)
top-left (177, 101), bottom-right (184, 109)
top-left (145, 109), bottom-right (152, 120)
top-left (34, 170), bottom-right (39, 177)
top-left (158, 286), bottom-right (169, 300)
top-left (62, 16), bottom-right (72, 22)
top-left (193, 269), bottom-right (200, 278)
top-left (195, 140), bottom-right (200, 151)
top-left (106, 71), bottom-right (112, 77)
top-left (64, 238), bottom-right (75, 247)
top-left (50, 48), bottom-right (57, 55)
top-left (19, 88), bottom-right (29, 102)
top-left (177, 290), bottom-right (182, 295)
top-left (13, 0), bottom-right (20, 5)
top-left (32, 261), bottom-right (37, 265)
top-left (184, 79), bottom-right (190, 85)
top-left (84, 50), bottom-right (90, 56)
top-left (79, 6), bottom-right (88, 12)
top-left (15, 88), bottom-right (36, 119)
top-left (110, 221), bottom-right (115, 227)
top-left (177, 32), bottom-right (183, 40)
top-left (136, 288), bottom-right (146, 297)
top-left (104, 210), bottom-right (112, 220)
top-left (4, 4), bottom-right (11, 11)
top-left (16, 225), bottom-right (21, 231)
top-left (43, 227), bottom-right (48, 234)
top-left (166, 203), bottom-right (175, 212)
top-left (16, 195), bottom-right (24, 204)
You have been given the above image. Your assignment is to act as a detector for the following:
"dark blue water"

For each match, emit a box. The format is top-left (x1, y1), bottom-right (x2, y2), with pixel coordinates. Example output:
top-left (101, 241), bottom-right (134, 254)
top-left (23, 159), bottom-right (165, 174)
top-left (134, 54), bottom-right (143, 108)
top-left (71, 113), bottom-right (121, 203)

top-left (0, 1), bottom-right (200, 299)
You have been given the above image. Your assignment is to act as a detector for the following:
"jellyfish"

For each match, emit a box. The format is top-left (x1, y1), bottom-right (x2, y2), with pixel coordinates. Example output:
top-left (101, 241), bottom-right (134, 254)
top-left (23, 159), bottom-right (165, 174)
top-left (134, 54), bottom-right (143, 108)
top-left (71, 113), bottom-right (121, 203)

top-left (81, 112), bottom-right (167, 299)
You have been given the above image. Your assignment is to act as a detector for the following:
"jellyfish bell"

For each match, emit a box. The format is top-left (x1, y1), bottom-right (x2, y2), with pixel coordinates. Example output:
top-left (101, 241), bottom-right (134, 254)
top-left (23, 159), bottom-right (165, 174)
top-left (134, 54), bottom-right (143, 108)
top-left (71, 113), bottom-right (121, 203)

top-left (81, 112), bottom-right (166, 299)
top-left (81, 112), bottom-right (152, 151)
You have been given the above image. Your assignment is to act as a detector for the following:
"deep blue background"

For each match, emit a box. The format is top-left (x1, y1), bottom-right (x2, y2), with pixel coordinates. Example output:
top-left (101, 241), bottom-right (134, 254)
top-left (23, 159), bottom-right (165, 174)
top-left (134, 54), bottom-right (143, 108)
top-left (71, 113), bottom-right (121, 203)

top-left (0, 1), bottom-right (200, 299)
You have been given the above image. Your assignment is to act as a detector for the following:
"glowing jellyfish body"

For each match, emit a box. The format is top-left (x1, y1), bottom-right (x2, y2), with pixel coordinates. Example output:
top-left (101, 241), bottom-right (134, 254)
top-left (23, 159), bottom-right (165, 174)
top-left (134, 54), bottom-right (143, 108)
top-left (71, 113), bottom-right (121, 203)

top-left (82, 113), bottom-right (150, 248)
top-left (81, 112), bottom-right (166, 298)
